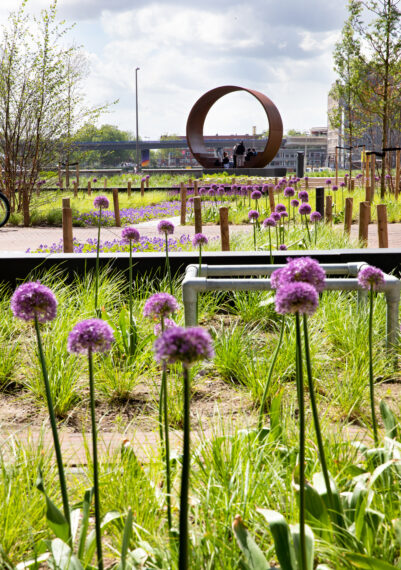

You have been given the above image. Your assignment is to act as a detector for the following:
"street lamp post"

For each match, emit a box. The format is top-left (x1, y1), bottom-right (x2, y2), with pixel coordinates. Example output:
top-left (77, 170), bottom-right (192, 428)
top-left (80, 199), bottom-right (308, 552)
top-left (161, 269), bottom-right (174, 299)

top-left (135, 67), bottom-right (140, 172)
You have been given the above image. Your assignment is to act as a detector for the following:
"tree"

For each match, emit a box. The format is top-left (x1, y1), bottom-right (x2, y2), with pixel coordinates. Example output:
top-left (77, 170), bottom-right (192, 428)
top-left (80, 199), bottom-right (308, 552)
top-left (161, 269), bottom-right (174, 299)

top-left (0, 0), bottom-right (110, 225)
top-left (329, 0), bottom-right (365, 179)
top-left (71, 123), bottom-right (134, 167)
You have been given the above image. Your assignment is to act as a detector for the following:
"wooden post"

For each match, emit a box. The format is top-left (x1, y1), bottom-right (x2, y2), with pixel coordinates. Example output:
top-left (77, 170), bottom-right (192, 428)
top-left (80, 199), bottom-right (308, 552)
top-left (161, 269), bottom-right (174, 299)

top-left (112, 188), bottom-right (121, 227)
top-left (325, 195), bottom-right (333, 224)
top-left (361, 146), bottom-right (365, 188)
top-left (194, 180), bottom-right (199, 196)
top-left (219, 207), bottom-right (230, 251)
top-left (65, 163), bottom-right (70, 188)
top-left (359, 201), bottom-right (370, 245)
top-left (73, 181), bottom-right (78, 198)
top-left (188, 178), bottom-right (192, 190)
top-left (335, 146), bottom-right (338, 186)
top-left (344, 197), bottom-right (353, 234)
top-left (274, 177), bottom-right (278, 185)
top-left (104, 177), bottom-right (107, 190)
top-left (140, 178), bottom-right (145, 197)
top-left (365, 152), bottom-right (370, 186)
top-left (350, 179), bottom-right (355, 191)
top-left (231, 177), bottom-right (236, 184)
top-left (62, 197), bottom-right (73, 253)
top-left (194, 196), bottom-right (202, 234)
top-left (377, 204), bottom-right (388, 248)
top-left (370, 154), bottom-right (375, 199)
top-left (58, 162), bottom-right (62, 186)
top-left (87, 181), bottom-right (92, 196)
top-left (59, 179), bottom-right (63, 191)
top-left (268, 187), bottom-right (275, 213)
top-left (145, 176), bottom-right (149, 189)
top-left (127, 181), bottom-right (132, 197)
top-left (365, 184), bottom-right (371, 203)
top-left (76, 164), bottom-right (80, 186)
top-left (305, 177), bottom-right (309, 189)
top-left (396, 149), bottom-right (400, 200)
top-left (180, 183), bottom-right (187, 225)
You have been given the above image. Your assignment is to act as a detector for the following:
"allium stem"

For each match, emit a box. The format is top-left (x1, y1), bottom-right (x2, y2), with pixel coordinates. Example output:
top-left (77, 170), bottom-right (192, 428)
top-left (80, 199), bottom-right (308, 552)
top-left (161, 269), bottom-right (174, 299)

top-left (302, 316), bottom-right (334, 513)
top-left (165, 234), bottom-right (173, 295)
top-left (88, 349), bottom-right (103, 570)
top-left (34, 316), bottom-right (71, 543)
top-left (179, 365), bottom-right (191, 570)
top-left (158, 315), bottom-right (165, 449)
top-left (198, 244), bottom-right (202, 275)
top-left (295, 313), bottom-right (307, 570)
top-left (128, 240), bottom-right (135, 356)
top-left (314, 220), bottom-right (317, 246)
top-left (258, 315), bottom-right (285, 431)
top-left (95, 207), bottom-right (102, 315)
top-left (268, 226), bottom-right (273, 264)
top-left (369, 286), bottom-right (379, 446)
top-left (162, 363), bottom-right (173, 531)
top-left (304, 216), bottom-right (311, 245)
top-left (253, 224), bottom-right (257, 251)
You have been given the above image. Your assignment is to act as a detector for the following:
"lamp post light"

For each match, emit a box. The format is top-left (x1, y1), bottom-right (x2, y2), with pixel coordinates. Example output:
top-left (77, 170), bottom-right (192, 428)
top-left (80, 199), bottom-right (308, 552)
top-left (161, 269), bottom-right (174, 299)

top-left (135, 67), bottom-right (140, 172)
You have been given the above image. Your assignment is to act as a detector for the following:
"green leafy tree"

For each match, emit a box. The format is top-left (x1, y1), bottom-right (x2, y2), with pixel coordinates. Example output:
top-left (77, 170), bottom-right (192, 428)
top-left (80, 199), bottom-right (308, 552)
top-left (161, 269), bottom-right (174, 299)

top-left (0, 0), bottom-right (110, 225)
top-left (71, 123), bottom-right (134, 167)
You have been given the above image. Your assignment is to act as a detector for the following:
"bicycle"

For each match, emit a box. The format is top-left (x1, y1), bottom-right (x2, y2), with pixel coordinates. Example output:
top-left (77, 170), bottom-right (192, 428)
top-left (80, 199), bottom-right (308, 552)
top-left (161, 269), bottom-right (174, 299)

top-left (0, 190), bottom-right (10, 227)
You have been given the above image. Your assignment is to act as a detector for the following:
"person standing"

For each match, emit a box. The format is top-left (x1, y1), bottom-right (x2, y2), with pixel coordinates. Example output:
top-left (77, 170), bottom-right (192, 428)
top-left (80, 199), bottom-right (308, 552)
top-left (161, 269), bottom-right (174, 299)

top-left (236, 140), bottom-right (245, 167)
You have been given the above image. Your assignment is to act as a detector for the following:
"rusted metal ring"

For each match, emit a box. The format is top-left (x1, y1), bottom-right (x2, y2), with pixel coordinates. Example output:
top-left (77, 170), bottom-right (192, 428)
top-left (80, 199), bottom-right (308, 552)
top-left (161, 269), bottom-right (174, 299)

top-left (186, 85), bottom-right (283, 169)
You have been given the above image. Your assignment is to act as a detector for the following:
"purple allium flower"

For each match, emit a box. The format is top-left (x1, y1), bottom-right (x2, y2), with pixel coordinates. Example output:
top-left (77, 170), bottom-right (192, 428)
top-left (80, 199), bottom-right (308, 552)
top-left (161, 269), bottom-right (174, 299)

top-left (358, 265), bottom-right (385, 291)
top-left (375, 176), bottom-right (380, 182)
top-left (261, 185), bottom-right (268, 193)
top-left (340, 181), bottom-right (346, 188)
top-left (192, 233), bottom-right (208, 247)
top-left (291, 199), bottom-right (299, 208)
top-left (232, 184), bottom-right (238, 191)
top-left (207, 189), bottom-right (215, 197)
top-left (271, 212), bottom-right (281, 222)
top-left (68, 319), bottom-right (114, 354)
top-left (284, 187), bottom-right (295, 197)
top-left (325, 179), bottom-right (332, 185)
top-left (141, 177), bottom-right (146, 182)
top-left (122, 226), bottom-right (140, 242)
top-left (280, 211), bottom-right (289, 218)
top-left (246, 185), bottom-right (253, 192)
top-left (93, 195), bottom-right (110, 209)
top-left (275, 203), bottom-right (287, 213)
top-left (274, 257), bottom-right (326, 293)
top-left (248, 210), bottom-right (259, 221)
top-left (385, 174), bottom-right (391, 180)
top-left (298, 190), bottom-right (309, 202)
top-left (11, 282), bottom-right (57, 323)
top-left (154, 318), bottom-right (177, 337)
top-left (304, 176), bottom-right (309, 181)
top-left (199, 187), bottom-right (206, 195)
top-left (158, 220), bottom-right (175, 235)
top-left (310, 211), bottom-right (322, 222)
top-left (143, 293), bottom-right (179, 318)
top-left (146, 175), bottom-right (150, 179)
top-left (263, 217), bottom-right (276, 227)
top-left (299, 203), bottom-right (312, 216)
top-left (344, 173), bottom-right (349, 178)
top-left (251, 190), bottom-right (262, 200)
top-left (332, 185), bottom-right (338, 191)
top-left (270, 268), bottom-right (284, 290)
top-left (153, 326), bottom-right (214, 365)
top-left (279, 244), bottom-right (288, 250)
top-left (93, 178), bottom-right (98, 183)
top-left (211, 184), bottom-right (218, 190)
top-left (275, 281), bottom-right (319, 316)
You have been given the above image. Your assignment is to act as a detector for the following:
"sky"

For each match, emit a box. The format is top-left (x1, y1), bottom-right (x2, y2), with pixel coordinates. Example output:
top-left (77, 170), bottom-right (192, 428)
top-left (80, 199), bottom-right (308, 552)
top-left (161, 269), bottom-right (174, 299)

top-left (0, 0), bottom-right (349, 139)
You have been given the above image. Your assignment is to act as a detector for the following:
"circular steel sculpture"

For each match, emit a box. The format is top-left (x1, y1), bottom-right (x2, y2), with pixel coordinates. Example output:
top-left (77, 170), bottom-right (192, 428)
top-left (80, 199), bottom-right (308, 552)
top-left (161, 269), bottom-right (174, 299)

top-left (186, 85), bottom-right (283, 169)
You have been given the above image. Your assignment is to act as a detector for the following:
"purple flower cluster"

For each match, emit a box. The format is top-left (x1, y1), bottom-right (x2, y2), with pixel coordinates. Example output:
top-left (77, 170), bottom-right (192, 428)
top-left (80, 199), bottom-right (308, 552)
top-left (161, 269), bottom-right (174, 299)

top-left (11, 282), bottom-right (57, 323)
top-left (310, 211), bottom-right (322, 222)
top-left (93, 195), bottom-right (110, 209)
top-left (158, 219), bottom-right (175, 235)
top-left (68, 318), bottom-right (115, 354)
top-left (272, 257), bottom-right (326, 293)
top-left (251, 190), bottom-right (262, 200)
top-left (358, 265), bottom-right (385, 291)
top-left (248, 210), bottom-right (259, 221)
top-left (263, 217), bottom-right (276, 228)
top-left (154, 326), bottom-right (214, 365)
top-left (192, 233), bottom-right (208, 247)
top-left (299, 203), bottom-right (312, 216)
top-left (154, 318), bottom-right (177, 336)
top-left (121, 226), bottom-right (140, 242)
top-left (143, 293), bottom-right (179, 318)
top-left (74, 201), bottom-right (182, 227)
top-left (275, 282), bottom-right (318, 316)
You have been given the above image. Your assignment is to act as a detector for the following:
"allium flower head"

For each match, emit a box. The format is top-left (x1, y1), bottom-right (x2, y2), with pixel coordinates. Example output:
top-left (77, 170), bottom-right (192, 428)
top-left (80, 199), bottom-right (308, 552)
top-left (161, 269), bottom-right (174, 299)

top-left (310, 211), bottom-right (322, 222)
top-left (262, 185), bottom-right (268, 193)
top-left (291, 199), bottom-right (299, 208)
top-left (11, 282), bottom-right (57, 323)
top-left (154, 326), bottom-right (214, 365)
top-left (274, 257), bottom-right (326, 293)
top-left (154, 318), bottom-right (177, 337)
top-left (248, 210), bottom-right (259, 221)
top-left (232, 184), bottom-right (238, 191)
top-left (211, 184), bottom-right (218, 190)
top-left (251, 190), bottom-right (262, 200)
top-left (122, 226), bottom-right (140, 242)
top-left (68, 319), bottom-right (114, 354)
top-left (143, 293), bottom-right (179, 318)
top-left (358, 265), bottom-right (385, 291)
top-left (340, 181), bottom-right (346, 188)
top-left (284, 187), bottom-right (295, 197)
top-left (332, 185), bottom-right (338, 191)
top-left (385, 174), bottom-right (391, 180)
top-left (279, 244), bottom-right (288, 250)
top-left (263, 217), bottom-right (276, 228)
top-left (157, 219), bottom-right (175, 235)
top-left (325, 179), bottom-right (332, 185)
top-left (275, 203), bottom-right (287, 213)
top-left (192, 233), bottom-right (208, 247)
top-left (280, 211), bottom-right (289, 218)
top-left (299, 203), bottom-right (312, 216)
top-left (275, 281), bottom-right (319, 316)
top-left (207, 188), bottom-right (215, 196)
top-left (146, 175), bottom-right (150, 179)
top-left (93, 178), bottom-right (98, 183)
top-left (199, 187), bottom-right (206, 195)
top-left (298, 190), bottom-right (309, 202)
top-left (271, 212), bottom-right (281, 221)
top-left (246, 185), bottom-right (253, 191)
top-left (93, 195), bottom-right (109, 209)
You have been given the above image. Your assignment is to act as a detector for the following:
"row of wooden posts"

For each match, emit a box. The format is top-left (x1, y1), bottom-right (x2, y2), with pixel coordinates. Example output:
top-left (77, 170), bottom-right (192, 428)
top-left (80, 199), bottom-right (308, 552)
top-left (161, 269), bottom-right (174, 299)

top-left (51, 177), bottom-right (149, 197)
